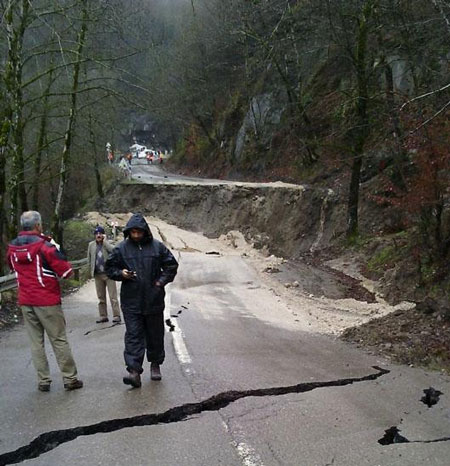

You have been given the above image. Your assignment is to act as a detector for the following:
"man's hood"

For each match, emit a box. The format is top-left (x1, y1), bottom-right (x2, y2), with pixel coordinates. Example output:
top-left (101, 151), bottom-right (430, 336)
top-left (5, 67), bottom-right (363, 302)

top-left (123, 213), bottom-right (153, 240)
top-left (8, 236), bottom-right (46, 264)
top-left (19, 231), bottom-right (51, 241)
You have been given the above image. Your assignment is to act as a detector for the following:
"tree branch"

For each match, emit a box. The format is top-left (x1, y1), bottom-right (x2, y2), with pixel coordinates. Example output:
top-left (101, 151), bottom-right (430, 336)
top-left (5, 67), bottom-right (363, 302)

top-left (400, 82), bottom-right (450, 110)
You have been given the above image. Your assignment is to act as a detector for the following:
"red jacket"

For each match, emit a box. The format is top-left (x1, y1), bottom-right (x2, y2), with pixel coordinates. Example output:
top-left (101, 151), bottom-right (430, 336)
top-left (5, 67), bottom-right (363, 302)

top-left (7, 231), bottom-right (73, 306)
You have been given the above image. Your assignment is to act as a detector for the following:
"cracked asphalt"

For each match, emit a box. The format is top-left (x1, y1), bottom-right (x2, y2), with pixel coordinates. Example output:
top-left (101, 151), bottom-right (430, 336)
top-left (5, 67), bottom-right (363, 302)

top-left (1, 221), bottom-right (450, 465)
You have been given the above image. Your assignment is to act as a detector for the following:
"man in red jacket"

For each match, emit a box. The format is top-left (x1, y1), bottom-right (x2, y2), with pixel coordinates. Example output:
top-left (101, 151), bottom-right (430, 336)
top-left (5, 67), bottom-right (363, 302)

top-left (7, 211), bottom-right (83, 392)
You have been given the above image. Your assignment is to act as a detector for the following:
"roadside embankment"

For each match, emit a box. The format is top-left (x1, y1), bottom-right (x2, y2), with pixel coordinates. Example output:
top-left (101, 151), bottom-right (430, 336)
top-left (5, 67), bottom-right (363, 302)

top-left (104, 181), bottom-right (345, 258)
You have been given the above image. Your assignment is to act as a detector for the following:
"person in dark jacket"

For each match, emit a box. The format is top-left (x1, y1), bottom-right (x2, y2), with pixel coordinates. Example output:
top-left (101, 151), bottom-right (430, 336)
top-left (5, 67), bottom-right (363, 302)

top-left (6, 211), bottom-right (83, 392)
top-left (105, 213), bottom-right (178, 387)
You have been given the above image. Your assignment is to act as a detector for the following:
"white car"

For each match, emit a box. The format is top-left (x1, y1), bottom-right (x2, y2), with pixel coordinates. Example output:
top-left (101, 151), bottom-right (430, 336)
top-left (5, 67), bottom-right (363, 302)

top-left (129, 143), bottom-right (147, 158)
top-left (137, 149), bottom-right (148, 158)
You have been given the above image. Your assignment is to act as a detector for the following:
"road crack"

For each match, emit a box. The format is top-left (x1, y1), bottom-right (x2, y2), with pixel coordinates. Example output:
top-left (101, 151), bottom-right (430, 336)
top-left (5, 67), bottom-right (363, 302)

top-left (84, 322), bottom-right (122, 336)
top-left (0, 366), bottom-right (388, 465)
top-left (379, 426), bottom-right (450, 445)
top-left (165, 318), bottom-right (176, 331)
top-left (153, 225), bottom-right (171, 249)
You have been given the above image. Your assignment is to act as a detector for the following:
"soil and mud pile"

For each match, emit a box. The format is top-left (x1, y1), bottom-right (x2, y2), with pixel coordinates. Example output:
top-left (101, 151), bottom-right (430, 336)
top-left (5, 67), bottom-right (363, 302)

top-left (2, 178), bottom-right (447, 373)
top-left (103, 181), bottom-right (343, 257)
top-left (96, 180), bottom-right (449, 373)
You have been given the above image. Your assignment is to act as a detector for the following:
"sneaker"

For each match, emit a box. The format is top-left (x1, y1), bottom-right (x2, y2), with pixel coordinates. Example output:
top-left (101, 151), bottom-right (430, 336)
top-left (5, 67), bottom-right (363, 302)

top-left (64, 379), bottom-right (84, 390)
top-left (150, 363), bottom-right (162, 381)
top-left (112, 316), bottom-right (121, 323)
top-left (96, 317), bottom-right (109, 323)
top-left (38, 383), bottom-right (51, 392)
top-left (123, 370), bottom-right (141, 388)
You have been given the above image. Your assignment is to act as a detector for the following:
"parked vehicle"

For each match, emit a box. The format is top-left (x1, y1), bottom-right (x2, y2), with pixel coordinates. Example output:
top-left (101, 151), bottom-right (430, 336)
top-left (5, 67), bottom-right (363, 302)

top-left (129, 143), bottom-right (147, 158)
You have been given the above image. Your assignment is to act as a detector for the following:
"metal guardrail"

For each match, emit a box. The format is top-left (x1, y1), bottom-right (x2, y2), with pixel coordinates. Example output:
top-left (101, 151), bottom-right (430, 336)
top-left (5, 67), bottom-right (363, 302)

top-left (0, 258), bottom-right (88, 293)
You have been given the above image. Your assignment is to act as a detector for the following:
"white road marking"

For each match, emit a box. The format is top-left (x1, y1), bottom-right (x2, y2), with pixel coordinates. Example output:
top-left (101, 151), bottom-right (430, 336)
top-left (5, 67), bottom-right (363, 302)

top-left (166, 290), bottom-right (192, 366)
top-left (223, 422), bottom-right (266, 466)
top-left (166, 270), bottom-right (263, 466)
top-left (234, 442), bottom-right (265, 466)
top-left (166, 289), bottom-right (264, 466)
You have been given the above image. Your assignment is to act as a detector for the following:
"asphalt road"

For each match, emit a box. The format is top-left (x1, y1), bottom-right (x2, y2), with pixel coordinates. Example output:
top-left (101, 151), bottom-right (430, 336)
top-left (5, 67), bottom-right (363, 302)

top-left (1, 219), bottom-right (450, 465)
top-left (130, 160), bottom-right (300, 188)
top-left (130, 159), bottom-right (222, 185)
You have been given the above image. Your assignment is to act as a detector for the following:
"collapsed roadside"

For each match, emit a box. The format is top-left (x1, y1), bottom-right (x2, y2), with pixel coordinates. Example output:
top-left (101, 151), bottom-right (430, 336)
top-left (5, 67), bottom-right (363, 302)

top-left (2, 172), bottom-right (448, 373)
top-left (82, 204), bottom-right (450, 374)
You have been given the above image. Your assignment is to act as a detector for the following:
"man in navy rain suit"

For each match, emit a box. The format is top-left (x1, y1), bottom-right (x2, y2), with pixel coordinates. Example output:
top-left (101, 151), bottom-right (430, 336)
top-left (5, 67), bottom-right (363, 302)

top-left (106, 213), bottom-right (178, 387)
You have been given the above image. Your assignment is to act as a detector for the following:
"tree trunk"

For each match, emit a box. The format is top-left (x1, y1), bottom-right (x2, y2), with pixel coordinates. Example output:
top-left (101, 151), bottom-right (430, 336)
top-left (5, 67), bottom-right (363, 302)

top-left (51, 0), bottom-right (89, 245)
top-left (4, 0), bottom-right (30, 236)
top-left (89, 113), bottom-right (104, 198)
top-left (0, 114), bottom-right (10, 273)
top-left (32, 64), bottom-right (54, 210)
top-left (384, 62), bottom-right (407, 190)
top-left (346, 1), bottom-right (374, 238)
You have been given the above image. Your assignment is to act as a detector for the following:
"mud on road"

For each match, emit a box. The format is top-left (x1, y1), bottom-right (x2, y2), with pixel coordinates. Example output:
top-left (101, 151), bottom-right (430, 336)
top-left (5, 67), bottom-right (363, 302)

top-left (82, 212), bottom-right (414, 336)
top-left (80, 208), bottom-right (450, 374)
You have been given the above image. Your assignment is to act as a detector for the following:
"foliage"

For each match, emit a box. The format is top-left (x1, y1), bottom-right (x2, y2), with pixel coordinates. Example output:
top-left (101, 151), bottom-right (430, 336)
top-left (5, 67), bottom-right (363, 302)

top-left (1, 0), bottom-right (449, 274)
top-left (62, 219), bottom-right (94, 261)
top-left (0, 0), bottom-right (156, 251)
top-left (370, 117), bottom-right (450, 266)
top-left (367, 245), bottom-right (400, 274)
top-left (172, 124), bottom-right (212, 169)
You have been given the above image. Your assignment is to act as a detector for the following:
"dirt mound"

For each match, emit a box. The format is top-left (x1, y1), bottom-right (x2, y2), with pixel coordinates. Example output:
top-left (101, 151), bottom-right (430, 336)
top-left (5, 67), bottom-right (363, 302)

top-left (97, 181), bottom-right (450, 372)
top-left (104, 182), bottom-right (345, 258)
top-left (342, 304), bottom-right (450, 373)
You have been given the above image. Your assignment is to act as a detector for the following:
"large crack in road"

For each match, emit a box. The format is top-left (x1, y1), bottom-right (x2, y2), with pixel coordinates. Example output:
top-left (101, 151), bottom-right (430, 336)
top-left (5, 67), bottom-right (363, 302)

top-left (0, 366), bottom-right (388, 465)
top-left (378, 386), bottom-right (449, 445)
top-left (379, 426), bottom-right (450, 445)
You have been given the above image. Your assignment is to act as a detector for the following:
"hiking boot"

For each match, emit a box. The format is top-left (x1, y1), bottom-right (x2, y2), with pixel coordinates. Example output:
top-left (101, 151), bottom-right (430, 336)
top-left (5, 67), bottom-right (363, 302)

top-left (123, 370), bottom-right (141, 388)
top-left (96, 317), bottom-right (109, 323)
top-left (112, 316), bottom-right (121, 323)
top-left (64, 379), bottom-right (84, 390)
top-left (38, 383), bottom-right (51, 392)
top-left (150, 363), bottom-right (162, 381)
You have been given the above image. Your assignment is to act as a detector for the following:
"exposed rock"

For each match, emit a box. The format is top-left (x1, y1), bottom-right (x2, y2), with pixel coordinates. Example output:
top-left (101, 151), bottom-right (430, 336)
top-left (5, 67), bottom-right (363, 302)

top-left (264, 266), bottom-right (280, 274)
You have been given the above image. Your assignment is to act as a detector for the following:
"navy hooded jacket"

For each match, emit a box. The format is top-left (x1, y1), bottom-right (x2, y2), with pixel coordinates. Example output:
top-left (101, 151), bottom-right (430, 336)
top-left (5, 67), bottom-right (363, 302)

top-left (105, 214), bottom-right (178, 314)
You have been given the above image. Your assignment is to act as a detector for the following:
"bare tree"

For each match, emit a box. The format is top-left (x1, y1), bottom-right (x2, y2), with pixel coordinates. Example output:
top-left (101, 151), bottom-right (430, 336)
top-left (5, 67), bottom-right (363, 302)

top-left (344, 0), bottom-right (377, 237)
top-left (51, 0), bottom-right (89, 245)
top-left (2, 0), bottom-right (32, 235)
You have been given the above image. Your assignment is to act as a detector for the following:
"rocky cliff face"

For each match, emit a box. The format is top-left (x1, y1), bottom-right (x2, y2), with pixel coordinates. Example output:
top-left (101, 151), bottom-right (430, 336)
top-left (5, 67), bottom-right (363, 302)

top-left (234, 92), bottom-right (285, 162)
top-left (105, 181), bottom-right (345, 258)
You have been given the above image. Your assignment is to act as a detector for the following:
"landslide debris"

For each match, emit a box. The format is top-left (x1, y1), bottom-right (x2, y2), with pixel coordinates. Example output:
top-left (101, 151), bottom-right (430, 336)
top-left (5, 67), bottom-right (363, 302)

top-left (342, 302), bottom-right (450, 373)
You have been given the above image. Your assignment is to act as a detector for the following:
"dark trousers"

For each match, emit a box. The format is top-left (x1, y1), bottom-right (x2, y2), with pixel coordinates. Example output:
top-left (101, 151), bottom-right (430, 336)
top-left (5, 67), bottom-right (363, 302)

top-left (123, 312), bottom-right (165, 373)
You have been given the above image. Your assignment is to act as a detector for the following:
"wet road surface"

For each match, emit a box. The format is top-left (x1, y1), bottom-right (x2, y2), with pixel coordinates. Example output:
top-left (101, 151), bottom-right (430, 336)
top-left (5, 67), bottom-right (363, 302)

top-left (1, 221), bottom-right (450, 465)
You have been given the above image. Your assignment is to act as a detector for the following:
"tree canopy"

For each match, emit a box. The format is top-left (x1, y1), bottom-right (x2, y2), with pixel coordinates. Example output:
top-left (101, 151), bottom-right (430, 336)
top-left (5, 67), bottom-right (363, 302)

top-left (1, 0), bottom-right (449, 271)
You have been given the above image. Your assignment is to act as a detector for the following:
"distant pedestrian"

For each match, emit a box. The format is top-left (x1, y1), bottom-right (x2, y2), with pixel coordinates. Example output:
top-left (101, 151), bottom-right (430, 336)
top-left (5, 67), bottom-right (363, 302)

top-left (105, 213), bottom-right (178, 387)
top-left (126, 152), bottom-right (133, 175)
top-left (6, 211), bottom-right (83, 392)
top-left (107, 150), bottom-right (114, 164)
top-left (126, 151), bottom-right (133, 166)
top-left (118, 156), bottom-right (131, 178)
top-left (87, 226), bottom-right (121, 324)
